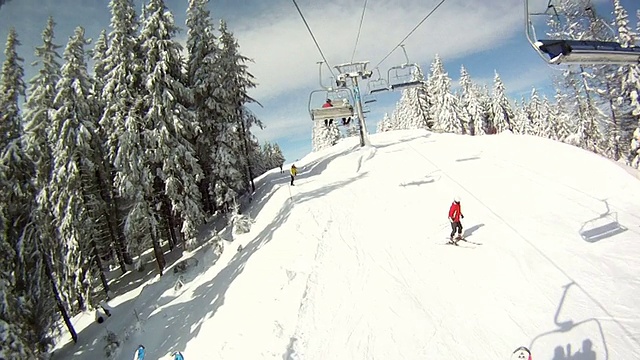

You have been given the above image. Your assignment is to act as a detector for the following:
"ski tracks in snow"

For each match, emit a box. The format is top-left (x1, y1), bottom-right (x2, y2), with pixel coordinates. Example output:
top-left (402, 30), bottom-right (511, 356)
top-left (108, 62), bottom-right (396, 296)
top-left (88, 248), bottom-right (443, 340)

top-left (284, 176), bottom-right (449, 359)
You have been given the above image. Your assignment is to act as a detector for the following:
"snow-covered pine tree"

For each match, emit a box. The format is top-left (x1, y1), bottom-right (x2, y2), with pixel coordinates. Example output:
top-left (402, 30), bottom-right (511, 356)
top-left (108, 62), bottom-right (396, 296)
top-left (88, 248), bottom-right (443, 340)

top-left (249, 138), bottom-right (267, 177)
top-left (88, 30), bottom-right (130, 274)
top-left (100, 0), bottom-right (143, 269)
top-left (627, 10), bottom-right (640, 167)
top-left (580, 2), bottom-right (633, 162)
top-left (19, 17), bottom-right (64, 354)
top-left (546, 0), bottom-right (607, 154)
top-left (392, 66), bottom-right (430, 130)
top-left (345, 117), bottom-right (360, 138)
top-left (23, 16), bottom-right (60, 191)
top-left (569, 74), bottom-right (605, 153)
top-left (510, 97), bottom-right (526, 135)
top-left (525, 88), bottom-right (545, 136)
top-left (541, 95), bottom-right (558, 140)
top-left (49, 26), bottom-right (113, 313)
top-left (0, 26), bottom-right (30, 306)
top-left (260, 141), bottom-right (286, 173)
top-left (312, 120), bottom-right (341, 151)
top-left (90, 30), bottom-right (108, 114)
top-left (391, 90), bottom-right (413, 129)
top-left (552, 91), bottom-right (576, 142)
top-left (629, 9), bottom-right (640, 167)
top-left (376, 112), bottom-right (393, 132)
top-left (139, 0), bottom-right (205, 252)
top-left (426, 55), bottom-right (462, 134)
top-left (212, 19), bottom-right (262, 204)
top-left (270, 143), bottom-right (285, 170)
top-left (186, 0), bottom-right (221, 214)
top-left (488, 71), bottom-right (514, 134)
top-left (100, 0), bottom-right (157, 271)
top-left (239, 109), bottom-right (264, 191)
top-left (88, 29), bottom-right (129, 275)
top-left (0, 27), bottom-right (38, 360)
top-left (615, 0), bottom-right (640, 165)
top-left (458, 66), bottom-right (486, 135)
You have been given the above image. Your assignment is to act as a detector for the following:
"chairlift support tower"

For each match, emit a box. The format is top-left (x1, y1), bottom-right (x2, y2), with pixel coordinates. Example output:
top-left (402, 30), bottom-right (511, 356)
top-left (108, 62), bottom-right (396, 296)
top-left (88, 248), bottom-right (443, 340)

top-left (333, 61), bottom-right (373, 147)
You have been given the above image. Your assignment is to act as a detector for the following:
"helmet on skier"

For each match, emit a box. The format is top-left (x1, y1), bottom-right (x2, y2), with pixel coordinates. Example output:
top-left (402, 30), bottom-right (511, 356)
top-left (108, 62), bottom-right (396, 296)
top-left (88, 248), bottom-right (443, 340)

top-left (453, 196), bottom-right (460, 203)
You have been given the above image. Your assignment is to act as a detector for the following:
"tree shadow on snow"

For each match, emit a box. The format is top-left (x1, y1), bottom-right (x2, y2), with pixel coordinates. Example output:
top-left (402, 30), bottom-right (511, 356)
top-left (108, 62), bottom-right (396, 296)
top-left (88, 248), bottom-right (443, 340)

top-left (578, 200), bottom-right (627, 243)
top-left (529, 282), bottom-right (608, 360)
top-left (107, 245), bottom-right (184, 301)
top-left (51, 240), bottom-right (223, 360)
top-left (142, 172), bottom-right (368, 358)
top-left (245, 145), bottom-right (358, 219)
top-left (297, 144), bottom-right (360, 181)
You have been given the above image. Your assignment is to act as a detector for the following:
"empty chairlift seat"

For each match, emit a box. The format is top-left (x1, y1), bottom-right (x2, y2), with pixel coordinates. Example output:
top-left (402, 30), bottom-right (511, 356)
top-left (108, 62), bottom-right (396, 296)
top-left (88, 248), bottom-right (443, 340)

top-left (536, 39), bottom-right (640, 65)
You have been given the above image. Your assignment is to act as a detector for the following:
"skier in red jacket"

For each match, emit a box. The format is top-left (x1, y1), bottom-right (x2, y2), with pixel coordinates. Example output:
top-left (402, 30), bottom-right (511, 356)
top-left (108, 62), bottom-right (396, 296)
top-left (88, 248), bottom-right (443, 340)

top-left (448, 196), bottom-right (464, 241)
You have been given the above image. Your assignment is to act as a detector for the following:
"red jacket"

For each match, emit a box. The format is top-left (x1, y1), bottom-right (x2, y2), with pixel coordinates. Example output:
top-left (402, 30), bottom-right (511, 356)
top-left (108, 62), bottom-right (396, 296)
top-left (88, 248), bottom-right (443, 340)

top-left (448, 202), bottom-right (462, 222)
top-left (322, 101), bottom-right (333, 108)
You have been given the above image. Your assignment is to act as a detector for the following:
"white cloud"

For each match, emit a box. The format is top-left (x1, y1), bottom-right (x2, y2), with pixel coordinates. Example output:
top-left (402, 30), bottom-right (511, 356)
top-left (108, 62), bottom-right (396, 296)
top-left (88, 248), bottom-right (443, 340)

top-left (236, 0), bottom-right (525, 102)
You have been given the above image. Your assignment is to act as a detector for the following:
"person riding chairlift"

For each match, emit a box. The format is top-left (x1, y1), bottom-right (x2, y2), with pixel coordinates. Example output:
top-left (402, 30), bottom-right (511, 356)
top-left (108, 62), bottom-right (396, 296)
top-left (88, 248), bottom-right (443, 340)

top-left (322, 99), bottom-right (333, 126)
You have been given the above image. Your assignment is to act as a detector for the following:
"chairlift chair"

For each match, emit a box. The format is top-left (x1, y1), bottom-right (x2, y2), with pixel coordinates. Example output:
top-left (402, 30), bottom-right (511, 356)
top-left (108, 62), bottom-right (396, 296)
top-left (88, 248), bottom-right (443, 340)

top-left (367, 68), bottom-right (390, 94)
top-left (362, 93), bottom-right (377, 104)
top-left (524, 0), bottom-right (640, 65)
top-left (386, 45), bottom-right (425, 91)
top-left (308, 88), bottom-right (355, 124)
top-left (387, 64), bottom-right (425, 90)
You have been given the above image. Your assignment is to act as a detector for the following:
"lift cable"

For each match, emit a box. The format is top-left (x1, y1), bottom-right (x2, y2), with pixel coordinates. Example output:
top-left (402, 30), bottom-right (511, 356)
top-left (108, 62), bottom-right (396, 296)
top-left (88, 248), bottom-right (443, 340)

top-left (373, 0), bottom-right (449, 70)
top-left (291, 0), bottom-right (336, 78)
top-left (350, 0), bottom-right (369, 63)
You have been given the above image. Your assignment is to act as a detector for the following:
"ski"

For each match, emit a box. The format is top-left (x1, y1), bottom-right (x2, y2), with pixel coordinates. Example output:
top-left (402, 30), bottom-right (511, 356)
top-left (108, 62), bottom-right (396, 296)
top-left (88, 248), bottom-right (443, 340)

top-left (459, 238), bottom-right (482, 246)
top-left (441, 239), bottom-right (475, 248)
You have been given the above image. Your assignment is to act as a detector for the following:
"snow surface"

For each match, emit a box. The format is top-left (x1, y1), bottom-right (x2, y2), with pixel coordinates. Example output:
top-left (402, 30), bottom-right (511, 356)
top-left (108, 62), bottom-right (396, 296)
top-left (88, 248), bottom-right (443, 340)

top-left (52, 129), bottom-right (640, 360)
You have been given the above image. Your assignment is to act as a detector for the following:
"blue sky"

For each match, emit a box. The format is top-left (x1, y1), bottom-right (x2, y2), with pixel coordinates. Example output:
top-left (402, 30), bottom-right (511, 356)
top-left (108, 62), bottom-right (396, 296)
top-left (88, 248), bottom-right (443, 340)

top-left (1, 0), bottom-right (638, 163)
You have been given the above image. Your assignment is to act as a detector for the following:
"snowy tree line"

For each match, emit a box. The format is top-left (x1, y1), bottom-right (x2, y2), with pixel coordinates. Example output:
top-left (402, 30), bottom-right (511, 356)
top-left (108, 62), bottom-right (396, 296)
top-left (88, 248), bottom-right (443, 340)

top-left (0, 0), bottom-right (284, 357)
top-left (379, 0), bottom-right (640, 168)
top-left (312, 114), bottom-right (361, 152)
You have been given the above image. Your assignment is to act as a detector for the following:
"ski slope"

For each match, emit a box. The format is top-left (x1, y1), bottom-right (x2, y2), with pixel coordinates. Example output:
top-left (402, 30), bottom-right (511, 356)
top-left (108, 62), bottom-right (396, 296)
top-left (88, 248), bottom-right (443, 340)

top-left (53, 130), bottom-right (640, 360)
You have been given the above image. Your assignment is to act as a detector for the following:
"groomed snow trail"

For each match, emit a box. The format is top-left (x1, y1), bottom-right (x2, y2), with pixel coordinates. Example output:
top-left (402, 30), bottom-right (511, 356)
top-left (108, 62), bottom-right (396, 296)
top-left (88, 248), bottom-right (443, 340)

top-left (285, 130), bottom-right (640, 359)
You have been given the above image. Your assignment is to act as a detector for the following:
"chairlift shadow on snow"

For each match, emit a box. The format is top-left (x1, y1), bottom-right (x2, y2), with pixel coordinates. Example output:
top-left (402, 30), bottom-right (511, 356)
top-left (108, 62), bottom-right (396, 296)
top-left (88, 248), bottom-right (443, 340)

top-left (455, 156), bottom-right (481, 162)
top-left (578, 200), bottom-right (627, 243)
top-left (529, 282), bottom-right (608, 360)
top-left (400, 173), bottom-right (441, 187)
top-left (370, 132), bottom-right (430, 150)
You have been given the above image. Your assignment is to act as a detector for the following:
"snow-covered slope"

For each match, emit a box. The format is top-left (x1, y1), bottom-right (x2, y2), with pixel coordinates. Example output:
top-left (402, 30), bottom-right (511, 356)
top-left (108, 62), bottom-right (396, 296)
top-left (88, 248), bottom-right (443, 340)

top-left (53, 130), bottom-right (640, 360)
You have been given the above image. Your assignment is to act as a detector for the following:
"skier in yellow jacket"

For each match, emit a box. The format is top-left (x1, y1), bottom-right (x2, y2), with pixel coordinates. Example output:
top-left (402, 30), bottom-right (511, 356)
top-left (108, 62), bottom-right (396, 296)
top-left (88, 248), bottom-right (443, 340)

top-left (290, 164), bottom-right (297, 186)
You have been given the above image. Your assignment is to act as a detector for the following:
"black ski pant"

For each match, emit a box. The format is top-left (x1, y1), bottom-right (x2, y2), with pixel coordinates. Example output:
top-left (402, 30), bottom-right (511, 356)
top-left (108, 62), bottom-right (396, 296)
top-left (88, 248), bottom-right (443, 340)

top-left (290, 174), bottom-right (295, 185)
top-left (450, 221), bottom-right (462, 238)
